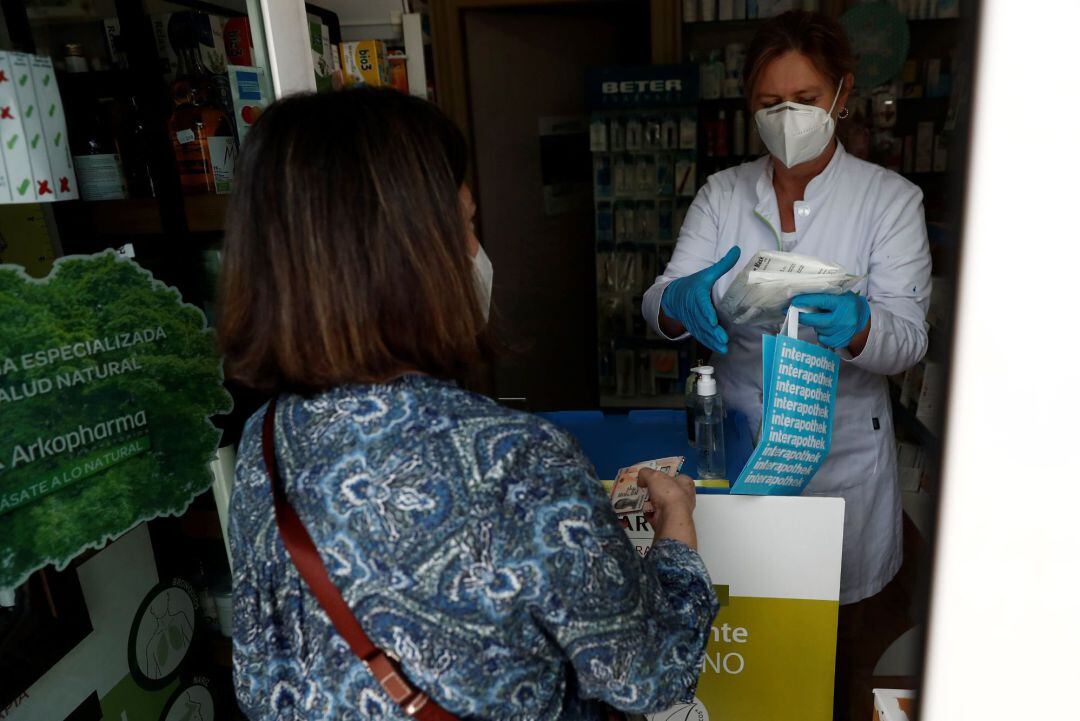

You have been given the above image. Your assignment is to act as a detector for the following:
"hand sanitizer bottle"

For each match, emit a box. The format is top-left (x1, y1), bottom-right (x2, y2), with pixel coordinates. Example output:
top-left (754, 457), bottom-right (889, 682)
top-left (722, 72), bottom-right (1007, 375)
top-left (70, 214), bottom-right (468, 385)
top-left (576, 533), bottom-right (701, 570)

top-left (692, 365), bottom-right (726, 480)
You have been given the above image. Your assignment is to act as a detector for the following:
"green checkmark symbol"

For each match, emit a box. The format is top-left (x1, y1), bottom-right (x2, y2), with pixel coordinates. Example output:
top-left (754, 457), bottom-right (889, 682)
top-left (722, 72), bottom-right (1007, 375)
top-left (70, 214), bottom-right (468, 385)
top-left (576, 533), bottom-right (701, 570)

top-left (31, 134), bottom-right (39, 148)
top-left (6, 134), bottom-right (18, 149)
top-left (42, 75), bottom-right (51, 86)
top-left (16, 179), bottom-right (29, 195)
top-left (48, 103), bottom-right (55, 117)
top-left (54, 132), bottom-right (61, 146)
top-left (18, 74), bottom-right (27, 86)
top-left (24, 105), bottom-right (32, 117)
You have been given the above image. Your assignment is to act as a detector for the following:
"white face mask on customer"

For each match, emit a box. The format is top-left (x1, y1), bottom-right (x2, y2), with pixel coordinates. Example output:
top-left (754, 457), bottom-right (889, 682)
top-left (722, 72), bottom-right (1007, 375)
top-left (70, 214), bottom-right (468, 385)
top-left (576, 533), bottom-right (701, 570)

top-left (471, 245), bottom-right (493, 322)
top-left (754, 82), bottom-right (843, 169)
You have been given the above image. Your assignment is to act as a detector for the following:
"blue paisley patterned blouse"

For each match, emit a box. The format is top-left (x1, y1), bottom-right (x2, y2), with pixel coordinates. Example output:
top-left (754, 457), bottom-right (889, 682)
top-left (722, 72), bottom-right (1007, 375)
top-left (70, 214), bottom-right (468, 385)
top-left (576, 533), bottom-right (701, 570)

top-left (229, 375), bottom-right (718, 720)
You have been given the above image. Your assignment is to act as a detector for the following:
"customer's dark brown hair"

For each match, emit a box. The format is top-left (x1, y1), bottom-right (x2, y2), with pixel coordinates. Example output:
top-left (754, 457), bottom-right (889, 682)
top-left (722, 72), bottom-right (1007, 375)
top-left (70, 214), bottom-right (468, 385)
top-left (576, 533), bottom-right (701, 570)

top-left (217, 86), bottom-right (489, 394)
top-left (743, 10), bottom-right (855, 98)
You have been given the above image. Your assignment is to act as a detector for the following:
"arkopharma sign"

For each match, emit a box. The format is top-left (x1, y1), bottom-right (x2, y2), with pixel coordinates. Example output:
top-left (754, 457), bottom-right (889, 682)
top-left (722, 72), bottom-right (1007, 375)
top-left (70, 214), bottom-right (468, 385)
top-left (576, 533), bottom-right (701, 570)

top-left (0, 251), bottom-right (232, 590)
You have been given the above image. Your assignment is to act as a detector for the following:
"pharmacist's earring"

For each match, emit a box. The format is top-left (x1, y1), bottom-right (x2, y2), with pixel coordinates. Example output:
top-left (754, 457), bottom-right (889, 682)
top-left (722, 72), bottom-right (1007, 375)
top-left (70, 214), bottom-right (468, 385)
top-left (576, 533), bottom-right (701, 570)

top-left (838, 106), bottom-right (850, 120)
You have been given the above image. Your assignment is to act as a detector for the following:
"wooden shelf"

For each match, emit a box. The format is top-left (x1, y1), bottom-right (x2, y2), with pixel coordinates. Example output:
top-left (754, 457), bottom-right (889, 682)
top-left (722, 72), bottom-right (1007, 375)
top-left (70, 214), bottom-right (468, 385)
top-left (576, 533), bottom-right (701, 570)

top-left (88, 198), bottom-right (162, 235)
top-left (185, 194), bottom-right (230, 233)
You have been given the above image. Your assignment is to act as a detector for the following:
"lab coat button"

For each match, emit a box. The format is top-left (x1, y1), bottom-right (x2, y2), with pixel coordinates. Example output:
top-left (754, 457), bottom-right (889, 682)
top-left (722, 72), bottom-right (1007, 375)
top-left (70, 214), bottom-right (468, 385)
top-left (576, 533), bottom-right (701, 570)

top-left (798, 207), bottom-right (811, 217)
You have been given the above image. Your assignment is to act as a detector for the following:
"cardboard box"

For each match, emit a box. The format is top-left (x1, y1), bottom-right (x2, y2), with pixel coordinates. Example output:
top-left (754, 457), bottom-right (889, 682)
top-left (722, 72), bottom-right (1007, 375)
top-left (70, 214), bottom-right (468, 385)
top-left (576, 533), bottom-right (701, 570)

top-left (208, 136), bottom-right (236, 194)
top-left (226, 65), bottom-right (269, 146)
top-left (223, 17), bottom-right (253, 67)
top-left (873, 688), bottom-right (917, 721)
top-left (308, 14), bottom-right (334, 92)
top-left (387, 49), bottom-right (409, 93)
top-left (103, 18), bottom-right (127, 69)
top-left (340, 40), bottom-right (391, 87)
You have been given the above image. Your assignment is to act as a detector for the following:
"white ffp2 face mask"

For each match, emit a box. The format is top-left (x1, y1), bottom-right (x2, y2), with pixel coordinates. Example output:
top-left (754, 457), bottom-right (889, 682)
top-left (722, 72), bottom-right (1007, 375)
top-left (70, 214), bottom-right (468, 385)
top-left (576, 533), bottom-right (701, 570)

top-left (471, 245), bottom-right (493, 322)
top-left (754, 83), bottom-right (843, 168)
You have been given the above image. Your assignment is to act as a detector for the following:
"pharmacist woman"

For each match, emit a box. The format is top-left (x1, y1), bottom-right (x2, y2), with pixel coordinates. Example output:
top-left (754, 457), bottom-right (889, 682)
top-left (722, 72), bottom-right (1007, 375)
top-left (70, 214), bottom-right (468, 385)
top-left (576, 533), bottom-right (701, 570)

top-left (642, 10), bottom-right (931, 611)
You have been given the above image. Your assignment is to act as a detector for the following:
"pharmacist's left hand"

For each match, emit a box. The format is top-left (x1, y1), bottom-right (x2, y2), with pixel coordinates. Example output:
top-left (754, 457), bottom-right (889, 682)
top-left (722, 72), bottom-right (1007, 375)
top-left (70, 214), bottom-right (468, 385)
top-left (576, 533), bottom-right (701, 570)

top-left (791, 291), bottom-right (871, 350)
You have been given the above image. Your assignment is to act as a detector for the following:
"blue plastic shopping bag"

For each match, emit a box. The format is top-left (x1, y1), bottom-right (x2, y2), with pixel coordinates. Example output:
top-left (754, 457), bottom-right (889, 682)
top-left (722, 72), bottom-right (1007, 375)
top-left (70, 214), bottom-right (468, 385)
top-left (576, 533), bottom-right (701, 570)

top-left (729, 306), bottom-right (840, 495)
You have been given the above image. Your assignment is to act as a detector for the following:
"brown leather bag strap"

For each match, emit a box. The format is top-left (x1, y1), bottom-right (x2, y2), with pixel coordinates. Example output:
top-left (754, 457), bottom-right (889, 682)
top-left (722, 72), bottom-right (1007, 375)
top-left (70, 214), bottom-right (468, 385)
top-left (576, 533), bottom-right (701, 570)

top-left (261, 398), bottom-right (459, 721)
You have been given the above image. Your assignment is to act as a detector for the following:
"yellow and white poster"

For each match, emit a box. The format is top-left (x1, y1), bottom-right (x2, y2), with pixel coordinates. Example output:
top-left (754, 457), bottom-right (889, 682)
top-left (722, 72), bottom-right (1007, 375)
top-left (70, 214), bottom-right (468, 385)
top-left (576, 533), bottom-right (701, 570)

top-left (632, 494), bottom-right (845, 721)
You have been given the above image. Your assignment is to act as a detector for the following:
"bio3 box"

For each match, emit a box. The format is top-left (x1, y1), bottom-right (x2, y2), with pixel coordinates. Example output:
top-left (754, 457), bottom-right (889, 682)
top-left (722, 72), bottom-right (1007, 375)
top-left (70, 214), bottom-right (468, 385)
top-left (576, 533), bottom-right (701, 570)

top-left (339, 40), bottom-right (391, 87)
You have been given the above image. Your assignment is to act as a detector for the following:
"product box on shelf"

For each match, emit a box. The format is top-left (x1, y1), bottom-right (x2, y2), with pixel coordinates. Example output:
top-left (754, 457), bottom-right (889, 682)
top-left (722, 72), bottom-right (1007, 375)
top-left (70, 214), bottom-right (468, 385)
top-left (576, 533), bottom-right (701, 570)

top-left (340, 40), bottom-right (391, 87)
top-left (208, 136), bottom-right (236, 194)
top-left (223, 17), bottom-right (254, 67)
top-left (387, 49), bottom-right (409, 93)
top-left (873, 688), bottom-right (917, 721)
top-left (103, 18), bottom-right (126, 69)
top-left (226, 65), bottom-right (269, 147)
top-left (309, 14), bottom-right (335, 92)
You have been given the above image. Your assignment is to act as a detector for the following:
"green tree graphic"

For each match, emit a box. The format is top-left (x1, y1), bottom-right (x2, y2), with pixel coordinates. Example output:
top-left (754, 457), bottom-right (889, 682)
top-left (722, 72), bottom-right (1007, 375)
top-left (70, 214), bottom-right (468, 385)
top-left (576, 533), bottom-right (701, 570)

top-left (0, 252), bottom-right (232, 588)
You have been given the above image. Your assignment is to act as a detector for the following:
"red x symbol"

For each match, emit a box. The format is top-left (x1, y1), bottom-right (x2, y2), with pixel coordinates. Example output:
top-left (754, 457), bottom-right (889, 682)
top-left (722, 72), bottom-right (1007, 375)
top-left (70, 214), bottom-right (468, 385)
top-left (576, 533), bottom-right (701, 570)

top-left (37, 180), bottom-right (52, 195)
top-left (0, 71), bottom-right (8, 83)
top-left (0, 107), bottom-right (12, 119)
top-left (59, 176), bottom-right (70, 193)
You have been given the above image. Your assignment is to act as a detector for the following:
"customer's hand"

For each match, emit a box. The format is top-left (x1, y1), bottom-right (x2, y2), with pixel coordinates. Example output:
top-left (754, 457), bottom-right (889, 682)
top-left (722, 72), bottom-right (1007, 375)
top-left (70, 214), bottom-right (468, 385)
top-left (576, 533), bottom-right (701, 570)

top-left (637, 469), bottom-right (698, 550)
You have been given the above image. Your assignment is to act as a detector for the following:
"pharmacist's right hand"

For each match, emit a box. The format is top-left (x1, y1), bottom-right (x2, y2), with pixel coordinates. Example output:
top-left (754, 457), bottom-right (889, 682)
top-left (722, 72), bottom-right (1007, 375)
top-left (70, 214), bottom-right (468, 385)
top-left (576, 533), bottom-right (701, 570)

top-left (638, 469), bottom-right (698, 550)
top-left (659, 246), bottom-right (741, 354)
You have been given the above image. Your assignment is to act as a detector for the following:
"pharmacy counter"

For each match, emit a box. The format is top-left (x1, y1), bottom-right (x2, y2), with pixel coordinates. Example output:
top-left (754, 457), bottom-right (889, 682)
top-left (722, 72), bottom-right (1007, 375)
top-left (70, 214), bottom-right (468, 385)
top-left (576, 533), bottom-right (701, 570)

top-left (538, 408), bottom-right (755, 486)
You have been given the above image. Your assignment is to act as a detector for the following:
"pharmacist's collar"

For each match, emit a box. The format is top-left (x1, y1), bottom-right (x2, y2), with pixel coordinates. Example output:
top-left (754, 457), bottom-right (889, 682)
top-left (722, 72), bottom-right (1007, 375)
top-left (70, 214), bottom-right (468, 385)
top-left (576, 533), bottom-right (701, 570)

top-left (754, 141), bottom-right (847, 214)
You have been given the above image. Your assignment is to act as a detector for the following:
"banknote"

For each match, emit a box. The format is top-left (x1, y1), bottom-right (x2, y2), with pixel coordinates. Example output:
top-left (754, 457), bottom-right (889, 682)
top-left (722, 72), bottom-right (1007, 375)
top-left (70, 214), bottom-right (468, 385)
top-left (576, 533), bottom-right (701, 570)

top-left (609, 456), bottom-right (684, 515)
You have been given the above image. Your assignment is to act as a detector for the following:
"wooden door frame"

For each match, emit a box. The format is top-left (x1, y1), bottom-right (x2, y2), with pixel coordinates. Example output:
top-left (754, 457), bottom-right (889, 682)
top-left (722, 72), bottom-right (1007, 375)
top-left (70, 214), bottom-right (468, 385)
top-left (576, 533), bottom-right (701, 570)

top-left (431, 0), bottom-right (674, 159)
top-left (430, 0), bottom-right (672, 401)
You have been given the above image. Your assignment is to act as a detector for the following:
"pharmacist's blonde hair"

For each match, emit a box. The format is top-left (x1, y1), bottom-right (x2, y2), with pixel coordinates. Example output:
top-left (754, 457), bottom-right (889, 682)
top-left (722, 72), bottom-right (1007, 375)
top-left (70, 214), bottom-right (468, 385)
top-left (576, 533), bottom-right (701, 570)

top-left (743, 10), bottom-right (856, 100)
top-left (217, 86), bottom-right (493, 394)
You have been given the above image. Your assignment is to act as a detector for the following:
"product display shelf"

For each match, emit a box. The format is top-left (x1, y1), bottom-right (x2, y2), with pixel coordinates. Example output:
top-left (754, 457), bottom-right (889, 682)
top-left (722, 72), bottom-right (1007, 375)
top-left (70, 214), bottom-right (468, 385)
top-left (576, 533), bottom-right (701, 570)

top-left (889, 384), bottom-right (938, 449)
top-left (682, 18), bottom-right (766, 31)
top-left (185, 193), bottom-right (230, 233)
top-left (89, 197), bottom-right (163, 235)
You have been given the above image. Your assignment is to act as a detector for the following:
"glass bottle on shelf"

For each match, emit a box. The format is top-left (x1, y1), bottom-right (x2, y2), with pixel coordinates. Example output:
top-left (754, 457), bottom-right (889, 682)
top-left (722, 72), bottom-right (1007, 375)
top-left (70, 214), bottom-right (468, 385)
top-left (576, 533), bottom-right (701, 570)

top-left (63, 43), bottom-right (89, 74)
top-left (117, 96), bottom-right (156, 198)
top-left (168, 34), bottom-right (235, 195)
top-left (72, 98), bottom-right (129, 201)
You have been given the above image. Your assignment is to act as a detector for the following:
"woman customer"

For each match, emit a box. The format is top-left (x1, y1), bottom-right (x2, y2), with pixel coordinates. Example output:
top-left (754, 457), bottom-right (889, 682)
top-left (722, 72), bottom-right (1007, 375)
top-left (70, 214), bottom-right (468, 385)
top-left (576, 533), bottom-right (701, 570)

top-left (218, 86), bottom-right (718, 720)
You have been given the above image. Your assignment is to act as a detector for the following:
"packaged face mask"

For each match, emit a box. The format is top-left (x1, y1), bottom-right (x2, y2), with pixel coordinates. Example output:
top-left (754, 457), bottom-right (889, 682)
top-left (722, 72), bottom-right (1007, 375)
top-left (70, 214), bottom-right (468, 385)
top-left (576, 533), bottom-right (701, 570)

top-left (719, 250), bottom-right (860, 326)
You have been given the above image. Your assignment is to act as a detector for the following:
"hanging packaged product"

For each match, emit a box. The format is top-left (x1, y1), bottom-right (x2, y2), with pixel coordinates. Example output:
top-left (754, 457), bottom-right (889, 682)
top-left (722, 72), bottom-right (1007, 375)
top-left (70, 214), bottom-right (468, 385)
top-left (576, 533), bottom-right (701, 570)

top-left (719, 250), bottom-right (861, 325)
top-left (729, 306), bottom-right (839, 495)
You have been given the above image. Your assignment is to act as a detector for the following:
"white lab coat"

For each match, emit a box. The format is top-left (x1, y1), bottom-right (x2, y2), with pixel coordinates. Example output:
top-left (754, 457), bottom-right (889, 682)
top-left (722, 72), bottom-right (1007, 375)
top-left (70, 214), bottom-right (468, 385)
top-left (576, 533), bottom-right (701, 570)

top-left (642, 143), bottom-right (932, 604)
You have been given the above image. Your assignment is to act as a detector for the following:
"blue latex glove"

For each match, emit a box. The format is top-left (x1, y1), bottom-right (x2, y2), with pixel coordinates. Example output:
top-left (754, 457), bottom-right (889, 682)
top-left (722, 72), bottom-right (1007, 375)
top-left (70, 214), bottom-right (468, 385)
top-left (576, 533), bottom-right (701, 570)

top-left (791, 291), bottom-right (871, 349)
top-left (660, 246), bottom-right (741, 353)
